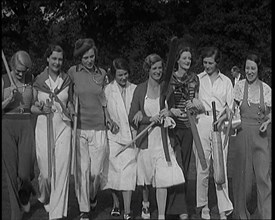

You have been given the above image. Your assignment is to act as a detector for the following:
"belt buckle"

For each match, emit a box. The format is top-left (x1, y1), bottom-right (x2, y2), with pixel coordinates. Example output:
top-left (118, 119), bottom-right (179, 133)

top-left (19, 108), bottom-right (25, 114)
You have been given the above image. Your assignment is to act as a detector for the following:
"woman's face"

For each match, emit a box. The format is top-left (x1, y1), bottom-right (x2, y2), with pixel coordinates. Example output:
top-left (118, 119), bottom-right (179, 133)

top-left (245, 59), bottom-right (258, 83)
top-left (115, 69), bottom-right (129, 87)
top-left (14, 65), bottom-right (28, 80)
top-left (203, 55), bottom-right (218, 75)
top-left (149, 61), bottom-right (163, 82)
top-left (47, 51), bottom-right (63, 73)
top-left (82, 48), bottom-right (95, 69)
top-left (178, 51), bottom-right (192, 71)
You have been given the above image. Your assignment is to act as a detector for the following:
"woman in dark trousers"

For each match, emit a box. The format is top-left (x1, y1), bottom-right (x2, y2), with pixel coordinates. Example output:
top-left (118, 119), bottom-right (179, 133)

top-left (2, 50), bottom-right (36, 220)
top-left (232, 53), bottom-right (271, 219)
top-left (165, 42), bottom-right (204, 220)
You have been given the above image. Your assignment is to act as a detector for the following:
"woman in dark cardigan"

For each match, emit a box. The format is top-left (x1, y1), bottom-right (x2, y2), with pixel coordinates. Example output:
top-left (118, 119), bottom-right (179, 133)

top-left (128, 53), bottom-right (185, 220)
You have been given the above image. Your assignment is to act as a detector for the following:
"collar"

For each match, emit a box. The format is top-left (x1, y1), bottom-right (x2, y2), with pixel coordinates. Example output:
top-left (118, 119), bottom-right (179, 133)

top-left (200, 70), bottom-right (224, 81)
top-left (114, 80), bottom-right (129, 92)
top-left (77, 63), bottom-right (101, 75)
top-left (40, 67), bottom-right (66, 80)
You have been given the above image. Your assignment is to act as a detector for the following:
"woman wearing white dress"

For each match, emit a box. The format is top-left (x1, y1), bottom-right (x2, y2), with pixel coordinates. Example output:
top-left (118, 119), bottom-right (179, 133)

top-left (128, 54), bottom-right (185, 220)
top-left (103, 58), bottom-right (137, 220)
top-left (31, 45), bottom-right (73, 220)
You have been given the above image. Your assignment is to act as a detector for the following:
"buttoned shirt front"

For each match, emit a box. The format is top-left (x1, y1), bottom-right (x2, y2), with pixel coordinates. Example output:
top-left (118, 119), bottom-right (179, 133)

top-left (198, 70), bottom-right (234, 112)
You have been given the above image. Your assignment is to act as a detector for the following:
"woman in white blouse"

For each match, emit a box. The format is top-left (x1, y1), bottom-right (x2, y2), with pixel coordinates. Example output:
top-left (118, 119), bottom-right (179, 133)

top-left (103, 58), bottom-right (137, 220)
top-left (232, 53), bottom-right (271, 219)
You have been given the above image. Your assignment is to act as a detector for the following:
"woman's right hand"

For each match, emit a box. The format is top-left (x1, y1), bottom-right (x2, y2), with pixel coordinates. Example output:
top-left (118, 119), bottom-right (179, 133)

top-left (133, 111), bottom-right (143, 127)
top-left (35, 100), bottom-right (52, 114)
top-left (150, 114), bottom-right (162, 124)
top-left (6, 85), bottom-right (17, 102)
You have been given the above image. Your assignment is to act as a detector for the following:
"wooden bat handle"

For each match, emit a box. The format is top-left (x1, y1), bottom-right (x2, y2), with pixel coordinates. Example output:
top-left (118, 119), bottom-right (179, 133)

top-left (223, 102), bottom-right (236, 149)
top-left (115, 121), bottom-right (155, 157)
top-left (186, 109), bottom-right (207, 170)
top-left (71, 96), bottom-right (79, 175)
top-left (2, 50), bottom-right (16, 88)
top-left (212, 101), bottom-right (218, 131)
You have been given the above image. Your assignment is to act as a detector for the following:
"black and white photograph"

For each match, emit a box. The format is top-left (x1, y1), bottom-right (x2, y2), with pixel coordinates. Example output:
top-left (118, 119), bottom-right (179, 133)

top-left (2, 0), bottom-right (271, 219)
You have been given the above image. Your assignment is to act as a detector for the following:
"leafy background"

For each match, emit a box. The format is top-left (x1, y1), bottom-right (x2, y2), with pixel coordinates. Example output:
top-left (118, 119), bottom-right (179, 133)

top-left (1, 0), bottom-right (271, 85)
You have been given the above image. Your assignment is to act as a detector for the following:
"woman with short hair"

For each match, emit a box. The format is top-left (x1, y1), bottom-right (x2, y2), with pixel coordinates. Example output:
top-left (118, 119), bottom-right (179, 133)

top-left (129, 53), bottom-right (185, 220)
top-left (68, 38), bottom-right (115, 220)
top-left (2, 50), bottom-right (36, 220)
top-left (232, 53), bottom-right (271, 219)
top-left (103, 58), bottom-right (138, 220)
top-left (31, 44), bottom-right (73, 220)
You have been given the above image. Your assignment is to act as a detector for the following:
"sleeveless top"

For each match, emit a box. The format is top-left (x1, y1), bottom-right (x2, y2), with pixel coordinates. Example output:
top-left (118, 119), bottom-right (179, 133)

top-left (2, 73), bottom-right (33, 114)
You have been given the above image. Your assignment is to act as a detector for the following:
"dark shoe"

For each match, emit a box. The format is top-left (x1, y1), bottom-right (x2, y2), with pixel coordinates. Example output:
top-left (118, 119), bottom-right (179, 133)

top-left (124, 213), bottom-right (132, 220)
top-left (179, 213), bottom-right (188, 219)
top-left (90, 196), bottom-right (97, 211)
top-left (79, 212), bottom-right (90, 220)
top-left (22, 201), bottom-right (30, 213)
top-left (111, 207), bottom-right (121, 217)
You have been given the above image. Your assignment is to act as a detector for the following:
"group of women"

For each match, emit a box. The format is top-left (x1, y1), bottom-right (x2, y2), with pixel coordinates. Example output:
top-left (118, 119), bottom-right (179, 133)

top-left (2, 38), bottom-right (271, 220)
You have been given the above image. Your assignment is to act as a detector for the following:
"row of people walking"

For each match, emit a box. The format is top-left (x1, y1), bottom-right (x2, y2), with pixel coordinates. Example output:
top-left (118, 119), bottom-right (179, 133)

top-left (2, 38), bottom-right (271, 220)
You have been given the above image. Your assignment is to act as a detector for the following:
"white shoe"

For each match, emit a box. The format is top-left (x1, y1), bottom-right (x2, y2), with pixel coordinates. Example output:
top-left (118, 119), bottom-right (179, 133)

top-left (22, 201), bottom-right (30, 213)
top-left (201, 206), bottom-right (210, 219)
top-left (141, 201), bottom-right (150, 219)
top-left (220, 212), bottom-right (227, 219)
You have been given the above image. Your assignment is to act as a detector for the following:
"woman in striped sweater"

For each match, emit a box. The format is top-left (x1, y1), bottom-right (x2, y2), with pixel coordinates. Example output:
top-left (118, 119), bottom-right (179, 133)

top-left (165, 42), bottom-right (205, 220)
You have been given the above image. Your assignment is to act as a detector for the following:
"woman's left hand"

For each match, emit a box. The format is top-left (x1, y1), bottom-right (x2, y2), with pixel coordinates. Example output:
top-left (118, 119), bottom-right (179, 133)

top-left (213, 114), bottom-right (227, 131)
top-left (259, 120), bottom-right (270, 133)
top-left (159, 108), bottom-right (171, 118)
top-left (106, 118), bottom-right (120, 134)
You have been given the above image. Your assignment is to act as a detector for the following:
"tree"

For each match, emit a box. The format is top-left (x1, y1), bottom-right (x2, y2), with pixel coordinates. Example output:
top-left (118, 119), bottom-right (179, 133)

top-left (2, 0), bottom-right (271, 85)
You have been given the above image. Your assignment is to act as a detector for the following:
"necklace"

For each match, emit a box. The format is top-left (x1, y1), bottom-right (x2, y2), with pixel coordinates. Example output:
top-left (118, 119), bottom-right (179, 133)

top-left (83, 66), bottom-right (104, 85)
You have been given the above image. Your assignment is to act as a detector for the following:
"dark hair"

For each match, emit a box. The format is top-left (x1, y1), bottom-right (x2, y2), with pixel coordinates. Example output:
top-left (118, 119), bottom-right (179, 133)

top-left (143, 53), bottom-right (163, 75)
top-left (244, 53), bottom-right (262, 78)
top-left (231, 65), bottom-right (240, 73)
top-left (44, 44), bottom-right (64, 60)
top-left (175, 43), bottom-right (194, 68)
top-left (201, 46), bottom-right (222, 64)
top-left (73, 38), bottom-right (98, 64)
top-left (109, 58), bottom-right (130, 82)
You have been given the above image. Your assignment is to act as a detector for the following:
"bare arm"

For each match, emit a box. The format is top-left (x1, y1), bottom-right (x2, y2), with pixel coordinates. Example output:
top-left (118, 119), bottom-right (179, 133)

top-left (2, 78), bottom-right (16, 110)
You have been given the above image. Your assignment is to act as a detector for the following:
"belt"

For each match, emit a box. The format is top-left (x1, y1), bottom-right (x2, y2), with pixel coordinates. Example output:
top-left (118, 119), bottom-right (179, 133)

top-left (204, 110), bottom-right (219, 116)
top-left (4, 108), bottom-right (31, 114)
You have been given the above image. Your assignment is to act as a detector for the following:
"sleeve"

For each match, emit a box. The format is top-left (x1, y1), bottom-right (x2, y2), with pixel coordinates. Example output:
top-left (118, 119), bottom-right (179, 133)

top-left (128, 86), bottom-right (141, 130)
top-left (67, 66), bottom-right (75, 83)
top-left (233, 80), bottom-right (243, 103)
top-left (98, 87), bottom-right (107, 107)
top-left (67, 68), bottom-right (75, 103)
top-left (226, 78), bottom-right (234, 109)
top-left (194, 74), bottom-right (200, 93)
top-left (263, 83), bottom-right (272, 107)
top-left (128, 86), bottom-right (151, 130)
top-left (68, 79), bottom-right (74, 104)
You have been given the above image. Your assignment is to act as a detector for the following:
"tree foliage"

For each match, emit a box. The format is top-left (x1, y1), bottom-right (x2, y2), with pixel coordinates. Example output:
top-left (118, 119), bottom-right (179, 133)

top-left (1, 0), bottom-right (271, 85)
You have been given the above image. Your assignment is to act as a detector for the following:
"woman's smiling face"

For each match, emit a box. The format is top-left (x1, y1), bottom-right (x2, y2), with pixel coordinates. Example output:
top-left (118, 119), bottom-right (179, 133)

top-left (178, 51), bottom-right (192, 71)
top-left (245, 59), bottom-right (258, 83)
top-left (149, 61), bottom-right (163, 82)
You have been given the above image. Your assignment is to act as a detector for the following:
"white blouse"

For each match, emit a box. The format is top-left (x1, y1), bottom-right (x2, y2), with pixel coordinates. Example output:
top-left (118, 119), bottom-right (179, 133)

top-left (233, 79), bottom-right (271, 107)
